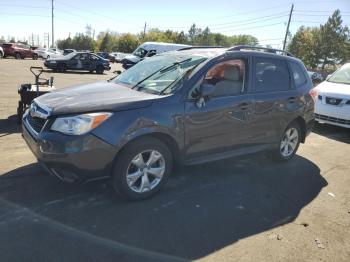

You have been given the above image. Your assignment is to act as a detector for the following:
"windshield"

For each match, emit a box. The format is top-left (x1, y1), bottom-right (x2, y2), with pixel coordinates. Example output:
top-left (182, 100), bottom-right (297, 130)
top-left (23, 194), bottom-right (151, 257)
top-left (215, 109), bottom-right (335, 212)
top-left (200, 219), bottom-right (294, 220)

top-left (133, 47), bottom-right (148, 58)
top-left (328, 64), bottom-right (350, 85)
top-left (112, 55), bottom-right (207, 94)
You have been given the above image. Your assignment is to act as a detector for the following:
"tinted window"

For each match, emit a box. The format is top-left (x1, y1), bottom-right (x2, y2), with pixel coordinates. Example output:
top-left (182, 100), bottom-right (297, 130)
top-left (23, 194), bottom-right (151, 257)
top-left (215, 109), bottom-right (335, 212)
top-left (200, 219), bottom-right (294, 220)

top-left (289, 62), bottom-right (307, 87)
top-left (254, 57), bottom-right (290, 93)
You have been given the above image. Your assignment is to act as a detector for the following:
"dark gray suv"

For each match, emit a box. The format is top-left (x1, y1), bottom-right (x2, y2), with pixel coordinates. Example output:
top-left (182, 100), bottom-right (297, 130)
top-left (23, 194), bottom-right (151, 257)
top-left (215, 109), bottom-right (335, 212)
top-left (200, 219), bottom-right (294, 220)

top-left (22, 46), bottom-right (315, 200)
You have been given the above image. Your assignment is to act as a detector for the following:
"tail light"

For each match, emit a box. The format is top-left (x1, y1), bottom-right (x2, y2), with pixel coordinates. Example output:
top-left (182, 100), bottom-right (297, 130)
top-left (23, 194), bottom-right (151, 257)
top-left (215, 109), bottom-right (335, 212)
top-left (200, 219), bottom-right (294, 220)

top-left (309, 88), bottom-right (318, 102)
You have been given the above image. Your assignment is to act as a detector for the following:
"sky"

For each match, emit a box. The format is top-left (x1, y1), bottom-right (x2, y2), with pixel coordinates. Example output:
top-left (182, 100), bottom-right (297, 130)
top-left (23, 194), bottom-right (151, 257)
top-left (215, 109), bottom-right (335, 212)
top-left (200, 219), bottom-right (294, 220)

top-left (0, 0), bottom-right (349, 48)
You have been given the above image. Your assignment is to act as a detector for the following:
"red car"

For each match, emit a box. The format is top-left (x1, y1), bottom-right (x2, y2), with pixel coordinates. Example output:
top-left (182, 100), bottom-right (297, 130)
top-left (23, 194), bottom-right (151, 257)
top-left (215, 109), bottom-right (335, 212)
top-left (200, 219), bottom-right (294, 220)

top-left (2, 43), bottom-right (38, 60)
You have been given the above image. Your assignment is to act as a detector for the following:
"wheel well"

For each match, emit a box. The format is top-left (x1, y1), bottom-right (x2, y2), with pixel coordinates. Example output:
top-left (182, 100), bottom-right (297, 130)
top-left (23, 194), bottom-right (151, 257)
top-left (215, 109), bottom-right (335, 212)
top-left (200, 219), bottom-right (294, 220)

top-left (293, 117), bottom-right (306, 143)
top-left (118, 133), bottom-right (181, 163)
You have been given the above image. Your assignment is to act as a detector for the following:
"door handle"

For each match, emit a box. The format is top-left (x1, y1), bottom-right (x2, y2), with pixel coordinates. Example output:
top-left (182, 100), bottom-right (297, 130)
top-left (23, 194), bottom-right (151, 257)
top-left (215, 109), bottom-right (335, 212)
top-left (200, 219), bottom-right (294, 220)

top-left (287, 97), bottom-right (297, 103)
top-left (238, 102), bottom-right (250, 110)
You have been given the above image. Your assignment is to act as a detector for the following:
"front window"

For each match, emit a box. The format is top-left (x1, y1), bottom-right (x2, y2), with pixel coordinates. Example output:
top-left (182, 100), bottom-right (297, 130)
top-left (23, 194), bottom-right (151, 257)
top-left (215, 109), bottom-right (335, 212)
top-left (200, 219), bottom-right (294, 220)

top-left (133, 47), bottom-right (148, 58)
top-left (328, 64), bottom-right (350, 85)
top-left (112, 55), bottom-right (207, 94)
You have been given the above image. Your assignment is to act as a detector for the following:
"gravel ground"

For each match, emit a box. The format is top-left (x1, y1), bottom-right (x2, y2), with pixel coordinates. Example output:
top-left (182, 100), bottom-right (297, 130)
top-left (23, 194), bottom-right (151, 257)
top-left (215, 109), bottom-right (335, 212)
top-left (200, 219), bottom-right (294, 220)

top-left (0, 58), bottom-right (349, 262)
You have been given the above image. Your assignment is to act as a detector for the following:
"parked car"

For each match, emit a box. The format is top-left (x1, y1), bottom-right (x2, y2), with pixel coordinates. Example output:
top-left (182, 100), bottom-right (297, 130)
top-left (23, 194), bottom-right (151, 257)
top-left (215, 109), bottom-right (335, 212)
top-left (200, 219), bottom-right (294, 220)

top-left (110, 52), bottom-right (128, 63)
top-left (63, 49), bottom-right (76, 55)
top-left (22, 46), bottom-right (315, 200)
top-left (122, 42), bottom-right (191, 69)
top-left (314, 63), bottom-right (350, 128)
top-left (44, 51), bottom-right (110, 74)
top-left (0, 46), bottom-right (3, 59)
top-left (2, 42), bottom-right (38, 59)
top-left (35, 48), bottom-right (62, 59)
top-left (307, 71), bottom-right (324, 84)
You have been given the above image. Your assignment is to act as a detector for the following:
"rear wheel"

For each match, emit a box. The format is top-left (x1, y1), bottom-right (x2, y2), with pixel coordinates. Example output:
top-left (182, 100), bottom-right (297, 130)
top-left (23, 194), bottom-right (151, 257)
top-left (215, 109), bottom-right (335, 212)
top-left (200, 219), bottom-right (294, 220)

top-left (112, 138), bottom-right (173, 200)
top-left (33, 54), bottom-right (38, 60)
top-left (15, 53), bottom-right (21, 59)
top-left (0, 52), bottom-right (3, 59)
top-left (271, 122), bottom-right (301, 161)
top-left (96, 65), bottom-right (104, 74)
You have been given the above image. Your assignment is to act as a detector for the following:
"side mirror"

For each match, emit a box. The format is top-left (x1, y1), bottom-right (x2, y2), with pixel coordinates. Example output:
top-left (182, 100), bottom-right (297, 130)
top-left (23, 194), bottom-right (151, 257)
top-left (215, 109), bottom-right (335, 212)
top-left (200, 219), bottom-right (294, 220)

top-left (147, 50), bottom-right (157, 57)
top-left (196, 84), bottom-right (215, 108)
top-left (326, 74), bottom-right (332, 80)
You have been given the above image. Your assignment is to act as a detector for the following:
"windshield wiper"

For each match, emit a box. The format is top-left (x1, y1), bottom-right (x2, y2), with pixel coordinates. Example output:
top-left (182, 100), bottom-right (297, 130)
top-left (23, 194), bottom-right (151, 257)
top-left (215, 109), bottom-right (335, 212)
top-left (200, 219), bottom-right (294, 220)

top-left (132, 58), bottom-right (192, 90)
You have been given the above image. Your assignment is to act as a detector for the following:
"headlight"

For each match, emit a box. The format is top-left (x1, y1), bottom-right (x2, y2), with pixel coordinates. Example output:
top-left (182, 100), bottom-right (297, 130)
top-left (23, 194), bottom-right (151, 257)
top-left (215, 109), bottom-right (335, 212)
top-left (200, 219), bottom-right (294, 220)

top-left (51, 112), bottom-right (112, 135)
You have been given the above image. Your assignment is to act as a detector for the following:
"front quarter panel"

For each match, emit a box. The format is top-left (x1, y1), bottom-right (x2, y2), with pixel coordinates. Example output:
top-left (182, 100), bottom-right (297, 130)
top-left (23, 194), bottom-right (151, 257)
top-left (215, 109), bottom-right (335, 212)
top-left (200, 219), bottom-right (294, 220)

top-left (92, 95), bottom-right (184, 153)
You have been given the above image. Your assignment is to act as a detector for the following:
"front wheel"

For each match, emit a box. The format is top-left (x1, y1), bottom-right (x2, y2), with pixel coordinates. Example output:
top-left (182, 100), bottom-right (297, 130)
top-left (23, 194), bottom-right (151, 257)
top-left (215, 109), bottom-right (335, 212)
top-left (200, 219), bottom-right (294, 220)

top-left (112, 138), bottom-right (173, 200)
top-left (33, 54), bottom-right (38, 60)
top-left (15, 53), bottom-right (21, 59)
top-left (96, 65), bottom-right (104, 74)
top-left (271, 122), bottom-right (301, 161)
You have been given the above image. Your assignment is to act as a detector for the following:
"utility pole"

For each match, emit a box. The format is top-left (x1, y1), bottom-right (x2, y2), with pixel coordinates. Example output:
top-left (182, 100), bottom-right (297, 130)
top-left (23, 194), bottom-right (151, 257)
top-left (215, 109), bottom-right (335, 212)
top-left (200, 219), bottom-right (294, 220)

top-left (143, 22), bottom-right (147, 38)
top-left (51, 0), bottom-right (54, 47)
top-left (283, 3), bottom-right (294, 51)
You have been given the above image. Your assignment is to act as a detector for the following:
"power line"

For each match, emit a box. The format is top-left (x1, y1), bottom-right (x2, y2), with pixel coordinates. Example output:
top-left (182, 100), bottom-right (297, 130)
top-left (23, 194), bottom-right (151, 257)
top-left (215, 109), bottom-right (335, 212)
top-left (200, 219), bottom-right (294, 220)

top-left (0, 12), bottom-right (50, 17)
top-left (218, 21), bottom-right (284, 33)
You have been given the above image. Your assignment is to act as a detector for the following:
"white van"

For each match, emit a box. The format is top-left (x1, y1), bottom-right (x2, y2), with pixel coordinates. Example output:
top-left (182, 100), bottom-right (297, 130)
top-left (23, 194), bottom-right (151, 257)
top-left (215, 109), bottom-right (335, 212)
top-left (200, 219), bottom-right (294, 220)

top-left (122, 42), bottom-right (190, 69)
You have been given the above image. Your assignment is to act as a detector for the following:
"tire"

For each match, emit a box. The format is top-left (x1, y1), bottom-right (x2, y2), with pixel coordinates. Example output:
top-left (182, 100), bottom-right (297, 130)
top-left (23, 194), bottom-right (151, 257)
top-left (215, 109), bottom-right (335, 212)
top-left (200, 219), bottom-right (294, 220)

top-left (112, 137), bottom-right (173, 200)
top-left (57, 63), bottom-right (66, 73)
top-left (96, 65), bottom-right (104, 74)
top-left (47, 55), bottom-right (50, 59)
top-left (33, 54), bottom-right (38, 60)
top-left (15, 53), bottom-right (21, 59)
top-left (0, 52), bottom-right (3, 59)
top-left (271, 121), bottom-right (301, 161)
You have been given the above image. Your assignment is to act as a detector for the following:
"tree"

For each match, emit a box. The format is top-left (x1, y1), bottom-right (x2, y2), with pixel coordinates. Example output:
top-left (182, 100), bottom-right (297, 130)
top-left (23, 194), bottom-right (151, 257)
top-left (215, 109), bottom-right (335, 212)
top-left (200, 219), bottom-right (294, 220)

top-left (118, 33), bottom-right (139, 53)
top-left (318, 9), bottom-right (350, 69)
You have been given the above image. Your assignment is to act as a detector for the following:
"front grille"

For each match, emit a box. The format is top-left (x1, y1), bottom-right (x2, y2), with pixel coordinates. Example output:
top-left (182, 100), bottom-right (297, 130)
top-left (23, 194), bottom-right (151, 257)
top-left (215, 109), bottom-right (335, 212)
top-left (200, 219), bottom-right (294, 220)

top-left (325, 97), bottom-right (343, 105)
top-left (26, 113), bottom-right (46, 133)
top-left (315, 113), bottom-right (350, 125)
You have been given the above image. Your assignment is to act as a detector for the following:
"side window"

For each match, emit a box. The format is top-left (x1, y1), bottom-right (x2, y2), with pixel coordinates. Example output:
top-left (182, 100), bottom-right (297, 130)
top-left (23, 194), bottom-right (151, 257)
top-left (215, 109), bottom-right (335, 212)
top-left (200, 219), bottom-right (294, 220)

top-left (289, 62), bottom-right (307, 88)
top-left (254, 57), bottom-right (290, 93)
top-left (188, 59), bottom-right (245, 99)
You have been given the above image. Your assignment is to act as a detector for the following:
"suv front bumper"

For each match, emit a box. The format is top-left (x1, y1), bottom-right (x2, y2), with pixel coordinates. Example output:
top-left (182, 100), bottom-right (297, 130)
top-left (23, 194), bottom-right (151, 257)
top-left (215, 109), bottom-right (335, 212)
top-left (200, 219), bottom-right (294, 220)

top-left (22, 118), bottom-right (117, 183)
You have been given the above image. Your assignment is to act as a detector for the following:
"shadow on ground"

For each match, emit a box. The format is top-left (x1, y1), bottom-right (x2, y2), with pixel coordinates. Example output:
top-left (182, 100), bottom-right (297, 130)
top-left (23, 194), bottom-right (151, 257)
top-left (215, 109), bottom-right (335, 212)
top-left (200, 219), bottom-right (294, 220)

top-left (0, 115), bottom-right (21, 136)
top-left (313, 122), bottom-right (350, 144)
top-left (0, 154), bottom-right (327, 262)
top-left (42, 69), bottom-right (106, 75)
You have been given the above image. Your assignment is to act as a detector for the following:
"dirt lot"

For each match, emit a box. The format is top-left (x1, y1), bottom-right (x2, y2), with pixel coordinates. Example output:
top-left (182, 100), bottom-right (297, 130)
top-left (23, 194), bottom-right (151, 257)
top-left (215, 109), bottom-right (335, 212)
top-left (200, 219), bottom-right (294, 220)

top-left (0, 58), bottom-right (349, 262)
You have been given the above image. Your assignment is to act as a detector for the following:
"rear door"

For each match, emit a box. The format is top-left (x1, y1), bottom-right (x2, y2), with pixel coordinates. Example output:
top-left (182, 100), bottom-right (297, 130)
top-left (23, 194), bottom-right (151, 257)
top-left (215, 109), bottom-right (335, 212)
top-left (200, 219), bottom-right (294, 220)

top-left (250, 56), bottom-right (301, 144)
top-left (184, 56), bottom-right (255, 157)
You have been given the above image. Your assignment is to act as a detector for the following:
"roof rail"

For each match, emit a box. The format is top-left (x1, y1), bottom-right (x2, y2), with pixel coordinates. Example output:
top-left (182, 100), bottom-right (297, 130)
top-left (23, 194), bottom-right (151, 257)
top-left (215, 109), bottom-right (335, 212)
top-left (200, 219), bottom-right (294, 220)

top-left (178, 46), bottom-right (223, 51)
top-left (227, 45), bottom-right (294, 57)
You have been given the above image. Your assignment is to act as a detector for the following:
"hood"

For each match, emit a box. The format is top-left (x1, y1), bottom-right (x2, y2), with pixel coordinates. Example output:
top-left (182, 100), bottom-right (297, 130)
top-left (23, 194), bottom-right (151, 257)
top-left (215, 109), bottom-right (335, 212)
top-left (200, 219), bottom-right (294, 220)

top-left (35, 81), bottom-right (159, 116)
top-left (123, 54), bottom-right (140, 63)
top-left (316, 80), bottom-right (350, 98)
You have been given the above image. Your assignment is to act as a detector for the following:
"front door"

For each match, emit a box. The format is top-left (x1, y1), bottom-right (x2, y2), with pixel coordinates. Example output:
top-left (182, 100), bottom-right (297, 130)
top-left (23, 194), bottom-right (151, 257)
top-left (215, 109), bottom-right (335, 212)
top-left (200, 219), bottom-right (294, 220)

top-left (184, 58), bottom-right (254, 157)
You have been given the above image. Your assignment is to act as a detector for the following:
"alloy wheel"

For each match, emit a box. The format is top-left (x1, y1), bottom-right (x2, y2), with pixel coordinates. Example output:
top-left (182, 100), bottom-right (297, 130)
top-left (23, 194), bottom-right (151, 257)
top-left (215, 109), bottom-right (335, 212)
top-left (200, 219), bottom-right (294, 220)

top-left (126, 150), bottom-right (165, 193)
top-left (280, 127), bottom-right (299, 157)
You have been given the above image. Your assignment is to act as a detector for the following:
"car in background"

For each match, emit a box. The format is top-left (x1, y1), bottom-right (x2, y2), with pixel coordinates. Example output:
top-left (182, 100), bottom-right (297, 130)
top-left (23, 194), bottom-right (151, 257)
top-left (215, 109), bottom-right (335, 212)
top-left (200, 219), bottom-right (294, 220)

top-left (314, 63), bottom-right (350, 128)
top-left (23, 46), bottom-right (314, 200)
top-left (2, 42), bottom-right (38, 59)
top-left (44, 51), bottom-right (110, 74)
top-left (122, 42), bottom-right (191, 69)
top-left (307, 71), bottom-right (324, 84)
top-left (110, 52), bottom-right (128, 63)
top-left (35, 48), bottom-right (62, 59)
top-left (63, 49), bottom-right (76, 55)
top-left (0, 46), bottom-right (3, 59)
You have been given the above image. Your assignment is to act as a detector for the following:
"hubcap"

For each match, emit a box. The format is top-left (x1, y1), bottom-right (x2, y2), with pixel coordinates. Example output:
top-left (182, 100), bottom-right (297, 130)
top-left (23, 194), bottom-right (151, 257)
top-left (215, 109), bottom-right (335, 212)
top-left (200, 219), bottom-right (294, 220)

top-left (280, 127), bottom-right (299, 157)
top-left (126, 150), bottom-right (165, 193)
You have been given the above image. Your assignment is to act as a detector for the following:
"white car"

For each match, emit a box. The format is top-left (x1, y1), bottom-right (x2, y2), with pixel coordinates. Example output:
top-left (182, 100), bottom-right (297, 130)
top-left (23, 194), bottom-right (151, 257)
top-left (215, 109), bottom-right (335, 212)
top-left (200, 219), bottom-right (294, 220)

top-left (0, 46), bottom-right (3, 59)
top-left (314, 63), bottom-right (350, 128)
top-left (34, 48), bottom-right (62, 59)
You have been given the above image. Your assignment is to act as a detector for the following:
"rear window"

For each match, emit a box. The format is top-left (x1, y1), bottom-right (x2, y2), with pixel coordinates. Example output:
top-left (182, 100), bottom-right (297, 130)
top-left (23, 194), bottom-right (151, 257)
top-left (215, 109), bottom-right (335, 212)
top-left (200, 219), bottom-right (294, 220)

top-left (289, 61), bottom-right (307, 88)
top-left (254, 57), bottom-right (290, 93)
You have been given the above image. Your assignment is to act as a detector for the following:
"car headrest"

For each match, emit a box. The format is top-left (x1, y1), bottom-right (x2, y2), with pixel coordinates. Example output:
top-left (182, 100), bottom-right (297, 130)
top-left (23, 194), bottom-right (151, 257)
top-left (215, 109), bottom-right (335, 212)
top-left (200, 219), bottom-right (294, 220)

top-left (224, 66), bottom-right (240, 81)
